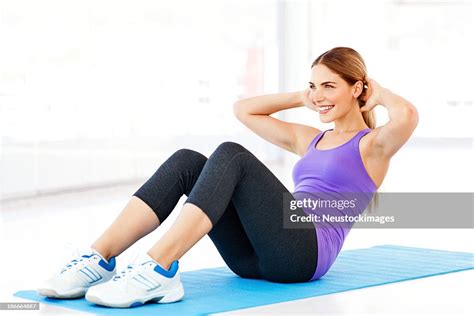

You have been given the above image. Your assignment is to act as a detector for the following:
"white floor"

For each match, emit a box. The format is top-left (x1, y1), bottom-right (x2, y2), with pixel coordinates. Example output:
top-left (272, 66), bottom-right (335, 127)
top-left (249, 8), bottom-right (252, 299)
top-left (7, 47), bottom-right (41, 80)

top-left (1, 179), bottom-right (473, 315)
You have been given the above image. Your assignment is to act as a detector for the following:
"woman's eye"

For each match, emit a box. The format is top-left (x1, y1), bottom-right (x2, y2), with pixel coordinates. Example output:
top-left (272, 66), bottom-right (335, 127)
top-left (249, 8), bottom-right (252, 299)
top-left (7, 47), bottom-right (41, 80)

top-left (310, 85), bottom-right (333, 89)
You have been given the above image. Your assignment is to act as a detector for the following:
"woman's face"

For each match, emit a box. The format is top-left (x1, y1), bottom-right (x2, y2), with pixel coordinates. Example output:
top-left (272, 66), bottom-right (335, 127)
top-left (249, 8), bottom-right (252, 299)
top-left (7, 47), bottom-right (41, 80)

top-left (309, 64), bottom-right (360, 123)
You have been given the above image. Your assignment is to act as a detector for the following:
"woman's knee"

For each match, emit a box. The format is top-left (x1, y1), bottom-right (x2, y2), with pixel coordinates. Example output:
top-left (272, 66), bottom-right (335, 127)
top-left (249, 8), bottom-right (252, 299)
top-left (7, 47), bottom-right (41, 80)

top-left (214, 141), bottom-right (249, 154)
top-left (161, 148), bottom-right (208, 180)
top-left (171, 148), bottom-right (207, 161)
top-left (211, 142), bottom-right (254, 163)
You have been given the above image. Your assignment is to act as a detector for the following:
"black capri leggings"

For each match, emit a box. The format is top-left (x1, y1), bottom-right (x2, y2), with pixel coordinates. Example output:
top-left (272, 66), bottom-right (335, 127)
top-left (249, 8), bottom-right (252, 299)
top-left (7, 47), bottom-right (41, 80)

top-left (133, 141), bottom-right (318, 283)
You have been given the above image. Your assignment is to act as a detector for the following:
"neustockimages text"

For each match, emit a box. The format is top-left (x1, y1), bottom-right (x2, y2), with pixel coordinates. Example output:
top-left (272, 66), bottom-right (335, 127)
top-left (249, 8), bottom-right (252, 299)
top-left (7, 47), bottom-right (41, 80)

top-left (290, 214), bottom-right (395, 224)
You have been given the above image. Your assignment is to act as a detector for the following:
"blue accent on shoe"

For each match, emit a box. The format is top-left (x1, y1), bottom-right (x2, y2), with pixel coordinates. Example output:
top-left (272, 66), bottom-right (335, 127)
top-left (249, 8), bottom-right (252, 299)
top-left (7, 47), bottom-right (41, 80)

top-left (83, 267), bottom-right (96, 280)
top-left (65, 258), bottom-right (81, 268)
top-left (133, 273), bottom-right (161, 292)
top-left (98, 256), bottom-right (116, 272)
top-left (136, 274), bottom-right (156, 288)
top-left (81, 253), bottom-right (115, 270)
top-left (132, 275), bottom-right (153, 289)
top-left (84, 266), bottom-right (99, 280)
top-left (89, 277), bottom-right (102, 284)
top-left (80, 268), bottom-right (103, 284)
top-left (79, 269), bottom-right (94, 282)
top-left (129, 301), bottom-right (143, 308)
top-left (153, 260), bottom-right (179, 278)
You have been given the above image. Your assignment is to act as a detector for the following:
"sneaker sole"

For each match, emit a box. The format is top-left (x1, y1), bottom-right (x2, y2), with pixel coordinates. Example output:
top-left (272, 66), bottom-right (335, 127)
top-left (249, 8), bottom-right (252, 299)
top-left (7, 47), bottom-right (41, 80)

top-left (37, 270), bottom-right (116, 299)
top-left (85, 285), bottom-right (185, 308)
top-left (37, 287), bottom-right (87, 299)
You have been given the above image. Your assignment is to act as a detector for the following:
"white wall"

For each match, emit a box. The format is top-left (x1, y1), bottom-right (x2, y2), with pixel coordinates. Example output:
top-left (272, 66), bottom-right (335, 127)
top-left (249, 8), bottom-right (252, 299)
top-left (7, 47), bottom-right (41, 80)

top-left (1, 0), bottom-right (472, 199)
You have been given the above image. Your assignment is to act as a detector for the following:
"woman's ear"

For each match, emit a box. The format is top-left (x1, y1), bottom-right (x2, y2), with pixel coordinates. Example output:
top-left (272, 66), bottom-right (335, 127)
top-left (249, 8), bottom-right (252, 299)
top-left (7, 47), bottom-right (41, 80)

top-left (353, 81), bottom-right (364, 98)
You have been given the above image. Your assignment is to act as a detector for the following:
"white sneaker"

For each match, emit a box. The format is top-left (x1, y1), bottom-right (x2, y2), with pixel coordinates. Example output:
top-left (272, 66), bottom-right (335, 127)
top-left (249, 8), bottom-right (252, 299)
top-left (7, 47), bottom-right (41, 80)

top-left (85, 253), bottom-right (184, 308)
top-left (37, 248), bottom-right (116, 299)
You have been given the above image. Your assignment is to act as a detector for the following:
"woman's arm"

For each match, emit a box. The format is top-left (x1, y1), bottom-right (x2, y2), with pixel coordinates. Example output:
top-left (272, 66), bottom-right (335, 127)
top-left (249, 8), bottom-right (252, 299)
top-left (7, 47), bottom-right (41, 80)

top-left (366, 87), bottom-right (419, 159)
top-left (233, 91), bottom-right (320, 156)
top-left (234, 91), bottom-right (304, 115)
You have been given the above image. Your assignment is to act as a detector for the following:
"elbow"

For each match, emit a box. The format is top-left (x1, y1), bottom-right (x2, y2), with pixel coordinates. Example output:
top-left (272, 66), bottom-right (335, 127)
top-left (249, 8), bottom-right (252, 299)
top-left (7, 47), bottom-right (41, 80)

top-left (233, 101), bottom-right (246, 120)
top-left (409, 104), bottom-right (419, 125)
top-left (233, 101), bottom-right (240, 116)
top-left (404, 103), bottom-right (419, 129)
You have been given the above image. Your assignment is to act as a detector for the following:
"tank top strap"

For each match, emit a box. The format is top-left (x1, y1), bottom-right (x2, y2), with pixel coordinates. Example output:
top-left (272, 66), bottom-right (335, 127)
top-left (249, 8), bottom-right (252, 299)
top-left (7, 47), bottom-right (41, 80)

top-left (351, 128), bottom-right (372, 151)
top-left (306, 129), bottom-right (331, 151)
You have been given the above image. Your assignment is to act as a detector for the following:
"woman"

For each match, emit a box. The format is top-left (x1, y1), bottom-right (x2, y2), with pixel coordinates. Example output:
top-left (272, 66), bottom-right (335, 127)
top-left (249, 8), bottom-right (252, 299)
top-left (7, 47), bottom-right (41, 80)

top-left (37, 47), bottom-right (418, 308)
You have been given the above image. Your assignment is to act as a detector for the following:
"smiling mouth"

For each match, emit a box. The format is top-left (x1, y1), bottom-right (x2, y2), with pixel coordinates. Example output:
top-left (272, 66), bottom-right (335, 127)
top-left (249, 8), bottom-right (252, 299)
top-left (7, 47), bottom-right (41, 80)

top-left (318, 105), bottom-right (335, 114)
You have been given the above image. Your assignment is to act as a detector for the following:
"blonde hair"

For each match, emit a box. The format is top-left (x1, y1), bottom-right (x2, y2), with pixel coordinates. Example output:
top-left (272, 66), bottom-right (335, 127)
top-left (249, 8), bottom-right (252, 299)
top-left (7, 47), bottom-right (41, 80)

top-left (311, 47), bottom-right (378, 212)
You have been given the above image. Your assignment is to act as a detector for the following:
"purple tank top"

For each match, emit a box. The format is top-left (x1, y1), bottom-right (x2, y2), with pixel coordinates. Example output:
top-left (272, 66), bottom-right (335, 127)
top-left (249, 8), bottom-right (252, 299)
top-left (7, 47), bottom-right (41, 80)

top-left (292, 128), bottom-right (377, 280)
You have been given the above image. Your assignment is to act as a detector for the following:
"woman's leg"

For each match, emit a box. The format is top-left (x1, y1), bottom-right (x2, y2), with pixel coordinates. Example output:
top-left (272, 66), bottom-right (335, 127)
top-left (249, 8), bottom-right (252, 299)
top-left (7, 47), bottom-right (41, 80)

top-left (135, 148), bottom-right (263, 278)
top-left (147, 142), bottom-right (317, 283)
top-left (91, 197), bottom-right (160, 261)
top-left (92, 148), bottom-right (261, 280)
top-left (90, 148), bottom-right (207, 261)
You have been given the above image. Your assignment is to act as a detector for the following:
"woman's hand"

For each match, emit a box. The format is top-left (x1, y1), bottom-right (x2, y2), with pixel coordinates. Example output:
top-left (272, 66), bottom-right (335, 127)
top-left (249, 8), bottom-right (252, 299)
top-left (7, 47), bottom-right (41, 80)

top-left (300, 88), bottom-right (317, 111)
top-left (360, 78), bottom-right (388, 112)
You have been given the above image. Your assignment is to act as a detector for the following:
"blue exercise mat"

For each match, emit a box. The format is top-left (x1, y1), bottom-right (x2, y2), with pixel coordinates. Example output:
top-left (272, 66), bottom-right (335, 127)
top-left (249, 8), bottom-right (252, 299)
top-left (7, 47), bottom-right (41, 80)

top-left (14, 244), bottom-right (474, 316)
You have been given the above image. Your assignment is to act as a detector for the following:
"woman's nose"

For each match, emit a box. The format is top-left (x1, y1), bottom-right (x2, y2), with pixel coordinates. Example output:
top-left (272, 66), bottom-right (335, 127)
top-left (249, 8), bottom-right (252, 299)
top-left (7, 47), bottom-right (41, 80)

top-left (311, 90), bottom-right (324, 103)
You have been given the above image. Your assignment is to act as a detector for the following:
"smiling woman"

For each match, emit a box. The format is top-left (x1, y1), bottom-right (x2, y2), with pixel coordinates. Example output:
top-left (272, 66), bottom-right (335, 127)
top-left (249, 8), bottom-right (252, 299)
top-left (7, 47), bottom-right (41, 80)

top-left (307, 47), bottom-right (374, 129)
top-left (297, 46), bottom-right (418, 279)
top-left (308, 81), bottom-right (337, 114)
top-left (234, 46), bottom-right (418, 280)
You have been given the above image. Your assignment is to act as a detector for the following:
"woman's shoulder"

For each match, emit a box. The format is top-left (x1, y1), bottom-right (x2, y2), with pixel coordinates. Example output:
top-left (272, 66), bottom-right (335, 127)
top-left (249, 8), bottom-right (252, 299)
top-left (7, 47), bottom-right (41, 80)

top-left (359, 128), bottom-right (389, 189)
top-left (294, 126), bottom-right (322, 157)
top-left (359, 128), bottom-right (378, 156)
